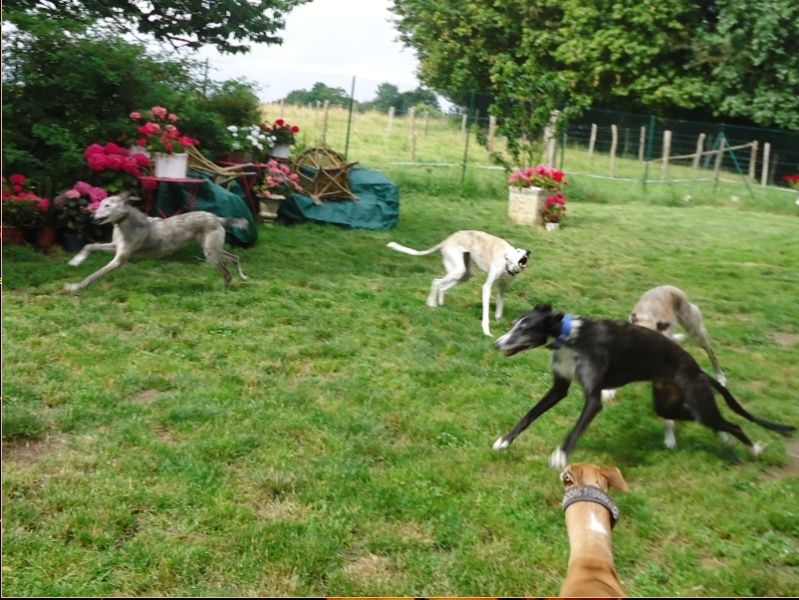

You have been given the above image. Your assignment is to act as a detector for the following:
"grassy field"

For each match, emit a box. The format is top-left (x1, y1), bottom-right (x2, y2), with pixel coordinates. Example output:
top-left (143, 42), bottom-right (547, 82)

top-left (3, 158), bottom-right (799, 596)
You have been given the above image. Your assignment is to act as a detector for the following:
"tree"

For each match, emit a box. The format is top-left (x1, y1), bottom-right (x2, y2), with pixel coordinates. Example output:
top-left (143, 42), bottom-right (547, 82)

top-left (284, 82), bottom-right (350, 106)
top-left (699, 0), bottom-right (799, 129)
top-left (390, 0), bottom-right (799, 130)
top-left (3, 0), bottom-right (311, 53)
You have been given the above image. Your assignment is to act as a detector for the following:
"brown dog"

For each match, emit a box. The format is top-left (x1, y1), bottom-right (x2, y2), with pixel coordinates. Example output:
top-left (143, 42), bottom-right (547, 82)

top-left (559, 463), bottom-right (628, 598)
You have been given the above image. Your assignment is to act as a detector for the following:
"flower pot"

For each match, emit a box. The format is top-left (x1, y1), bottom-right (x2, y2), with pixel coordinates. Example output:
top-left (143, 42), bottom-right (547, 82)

top-left (154, 152), bottom-right (189, 178)
top-left (259, 193), bottom-right (285, 224)
top-left (129, 145), bottom-right (151, 159)
top-left (508, 186), bottom-right (547, 227)
top-left (60, 230), bottom-right (86, 251)
top-left (36, 226), bottom-right (57, 248)
top-left (545, 222), bottom-right (561, 231)
top-left (270, 144), bottom-right (292, 159)
top-left (1, 225), bottom-right (25, 245)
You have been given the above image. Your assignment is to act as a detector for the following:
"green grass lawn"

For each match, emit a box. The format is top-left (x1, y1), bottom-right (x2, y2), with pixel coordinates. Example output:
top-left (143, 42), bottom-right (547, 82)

top-left (3, 168), bottom-right (799, 596)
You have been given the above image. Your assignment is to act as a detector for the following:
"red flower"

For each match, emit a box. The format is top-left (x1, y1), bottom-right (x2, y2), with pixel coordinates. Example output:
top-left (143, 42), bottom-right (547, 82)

top-left (10, 174), bottom-right (27, 185)
top-left (275, 118), bottom-right (285, 126)
top-left (290, 125), bottom-right (300, 133)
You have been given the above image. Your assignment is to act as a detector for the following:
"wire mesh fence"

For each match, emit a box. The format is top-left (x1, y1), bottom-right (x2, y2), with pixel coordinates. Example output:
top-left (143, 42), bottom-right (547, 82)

top-left (264, 97), bottom-right (799, 201)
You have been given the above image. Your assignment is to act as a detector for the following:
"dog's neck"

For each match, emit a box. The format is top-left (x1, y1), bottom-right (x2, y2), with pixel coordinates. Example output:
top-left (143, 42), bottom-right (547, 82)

top-left (550, 314), bottom-right (577, 349)
top-left (562, 491), bottom-right (624, 594)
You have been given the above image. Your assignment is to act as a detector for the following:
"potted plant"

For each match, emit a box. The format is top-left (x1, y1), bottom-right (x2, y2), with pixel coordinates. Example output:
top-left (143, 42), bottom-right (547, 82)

top-left (84, 142), bottom-right (151, 193)
top-left (256, 159), bottom-right (303, 223)
top-left (261, 119), bottom-right (300, 159)
top-left (130, 106), bottom-right (198, 178)
top-left (1, 174), bottom-right (51, 245)
top-left (54, 181), bottom-right (109, 250)
top-left (507, 164), bottom-right (566, 227)
top-left (223, 124), bottom-right (276, 163)
top-left (540, 192), bottom-right (567, 230)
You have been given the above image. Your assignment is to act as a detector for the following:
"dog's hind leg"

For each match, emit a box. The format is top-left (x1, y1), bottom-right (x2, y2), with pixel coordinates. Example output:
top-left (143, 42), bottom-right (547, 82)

top-left (494, 277), bottom-right (508, 321)
top-left (433, 250), bottom-right (467, 306)
top-left (683, 380), bottom-right (762, 455)
top-left (678, 301), bottom-right (726, 384)
top-left (493, 376), bottom-right (571, 451)
top-left (68, 243), bottom-right (117, 267)
top-left (222, 250), bottom-right (250, 282)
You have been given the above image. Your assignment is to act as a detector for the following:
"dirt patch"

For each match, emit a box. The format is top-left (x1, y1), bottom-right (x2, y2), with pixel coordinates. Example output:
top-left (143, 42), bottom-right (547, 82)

top-left (392, 521), bottom-right (435, 545)
top-left (152, 424), bottom-right (177, 444)
top-left (2, 435), bottom-right (65, 465)
top-left (343, 553), bottom-right (398, 582)
top-left (256, 497), bottom-right (307, 522)
top-left (773, 331), bottom-right (799, 347)
top-left (767, 439), bottom-right (799, 480)
top-left (131, 389), bottom-right (162, 405)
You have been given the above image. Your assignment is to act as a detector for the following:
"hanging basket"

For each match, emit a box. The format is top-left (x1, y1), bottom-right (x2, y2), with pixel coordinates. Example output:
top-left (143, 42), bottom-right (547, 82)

top-left (154, 152), bottom-right (189, 178)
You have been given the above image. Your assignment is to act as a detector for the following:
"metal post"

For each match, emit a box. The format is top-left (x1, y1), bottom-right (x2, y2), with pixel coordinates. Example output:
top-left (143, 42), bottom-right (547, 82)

top-left (343, 77), bottom-right (356, 160)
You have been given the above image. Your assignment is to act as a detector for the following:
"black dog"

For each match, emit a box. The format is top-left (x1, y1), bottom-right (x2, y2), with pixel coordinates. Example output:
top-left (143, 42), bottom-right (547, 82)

top-left (492, 304), bottom-right (795, 469)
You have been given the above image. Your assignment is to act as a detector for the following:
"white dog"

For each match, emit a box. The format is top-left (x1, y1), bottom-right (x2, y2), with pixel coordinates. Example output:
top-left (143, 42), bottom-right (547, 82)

top-left (603, 285), bottom-right (726, 449)
top-left (64, 193), bottom-right (250, 293)
top-left (387, 230), bottom-right (531, 336)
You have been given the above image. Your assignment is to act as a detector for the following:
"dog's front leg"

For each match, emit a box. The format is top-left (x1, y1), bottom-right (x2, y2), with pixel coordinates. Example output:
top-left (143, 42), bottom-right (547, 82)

top-left (68, 243), bottom-right (117, 267)
top-left (494, 277), bottom-right (509, 322)
top-left (552, 391), bottom-right (604, 470)
top-left (493, 376), bottom-right (571, 450)
top-left (481, 270), bottom-right (501, 336)
top-left (63, 254), bottom-right (127, 294)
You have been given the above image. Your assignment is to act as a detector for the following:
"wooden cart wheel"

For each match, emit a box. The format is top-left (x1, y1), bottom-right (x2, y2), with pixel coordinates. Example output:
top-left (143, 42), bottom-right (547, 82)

top-left (294, 147), bottom-right (358, 204)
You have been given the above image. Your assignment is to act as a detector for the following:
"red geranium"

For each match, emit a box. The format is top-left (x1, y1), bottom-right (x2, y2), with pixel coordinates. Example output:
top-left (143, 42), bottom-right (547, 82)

top-left (130, 106), bottom-right (198, 155)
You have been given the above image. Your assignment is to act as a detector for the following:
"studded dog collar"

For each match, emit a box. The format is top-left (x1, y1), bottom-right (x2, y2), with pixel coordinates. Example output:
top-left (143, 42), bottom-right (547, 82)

top-left (562, 484), bottom-right (620, 528)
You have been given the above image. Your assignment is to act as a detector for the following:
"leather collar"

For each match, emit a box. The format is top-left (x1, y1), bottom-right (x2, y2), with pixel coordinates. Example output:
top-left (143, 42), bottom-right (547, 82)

top-left (562, 484), bottom-right (620, 528)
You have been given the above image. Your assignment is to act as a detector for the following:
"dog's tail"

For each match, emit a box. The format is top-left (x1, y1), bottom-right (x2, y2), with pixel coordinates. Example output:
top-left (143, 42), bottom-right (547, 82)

top-left (386, 240), bottom-right (444, 256)
top-left (221, 217), bottom-right (250, 231)
top-left (708, 375), bottom-right (796, 434)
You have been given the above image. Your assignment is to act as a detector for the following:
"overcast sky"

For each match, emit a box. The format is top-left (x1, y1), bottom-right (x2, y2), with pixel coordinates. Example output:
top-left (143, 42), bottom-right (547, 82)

top-left (194, 0), bottom-right (421, 103)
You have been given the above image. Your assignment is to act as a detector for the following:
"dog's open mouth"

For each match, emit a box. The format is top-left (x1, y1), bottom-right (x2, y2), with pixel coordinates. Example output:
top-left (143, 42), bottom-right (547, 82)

top-left (503, 345), bottom-right (528, 357)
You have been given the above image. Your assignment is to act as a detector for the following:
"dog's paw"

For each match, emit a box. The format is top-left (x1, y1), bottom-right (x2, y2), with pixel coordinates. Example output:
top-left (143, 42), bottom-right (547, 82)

top-left (601, 389), bottom-right (617, 403)
top-left (63, 283), bottom-right (80, 294)
top-left (663, 432), bottom-right (677, 449)
top-left (68, 255), bottom-right (86, 267)
top-left (671, 332), bottom-right (687, 343)
top-left (718, 431), bottom-right (735, 447)
top-left (549, 447), bottom-right (568, 470)
top-left (717, 373), bottom-right (727, 387)
top-left (492, 436), bottom-right (510, 451)
top-left (751, 441), bottom-right (766, 457)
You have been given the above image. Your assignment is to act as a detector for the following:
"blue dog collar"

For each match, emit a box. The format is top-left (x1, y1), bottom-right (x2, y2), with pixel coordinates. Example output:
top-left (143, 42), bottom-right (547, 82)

top-left (551, 314), bottom-right (574, 350)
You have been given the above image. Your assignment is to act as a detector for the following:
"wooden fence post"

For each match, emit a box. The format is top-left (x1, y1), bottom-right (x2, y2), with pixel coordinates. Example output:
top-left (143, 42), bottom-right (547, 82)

top-left (487, 115), bottom-right (496, 152)
top-left (638, 126), bottom-right (646, 161)
top-left (409, 108), bottom-right (416, 159)
top-left (609, 124), bottom-right (618, 177)
top-left (748, 141), bottom-right (758, 181)
top-left (423, 111), bottom-right (430, 137)
top-left (660, 130), bottom-right (672, 181)
top-left (713, 136), bottom-right (726, 185)
top-left (386, 106), bottom-right (395, 134)
top-left (321, 100), bottom-right (330, 145)
top-left (692, 133), bottom-right (706, 169)
top-left (588, 123), bottom-right (597, 156)
top-left (761, 142), bottom-right (770, 186)
top-left (460, 112), bottom-right (468, 133)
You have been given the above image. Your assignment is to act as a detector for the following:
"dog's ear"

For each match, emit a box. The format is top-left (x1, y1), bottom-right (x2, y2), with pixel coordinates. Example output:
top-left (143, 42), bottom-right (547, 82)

top-left (533, 303), bottom-right (552, 313)
top-left (656, 321), bottom-right (671, 332)
top-left (117, 191), bottom-right (129, 201)
top-left (601, 466), bottom-right (629, 493)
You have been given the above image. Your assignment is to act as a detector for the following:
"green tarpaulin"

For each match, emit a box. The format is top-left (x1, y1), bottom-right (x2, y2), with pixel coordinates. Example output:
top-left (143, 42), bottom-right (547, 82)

top-left (279, 166), bottom-right (399, 230)
top-left (151, 173), bottom-right (258, 247)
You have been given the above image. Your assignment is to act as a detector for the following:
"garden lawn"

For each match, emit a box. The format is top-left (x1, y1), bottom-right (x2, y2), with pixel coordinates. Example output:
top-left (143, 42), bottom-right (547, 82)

top-left (3, 183), bottom-right (799, 596)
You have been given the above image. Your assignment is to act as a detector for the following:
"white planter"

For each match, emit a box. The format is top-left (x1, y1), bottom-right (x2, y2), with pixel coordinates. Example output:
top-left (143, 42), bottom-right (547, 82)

top-left (129, 145), bottom-right (151, 159)
top-left (508, 186), bottom-right (547, 226)
top-left (545, 222), bottom-right (561, 231)
top-left (270, 143), bottom-right (291, 159)
top-left (259, 193), bottom-right (285, 224)
top-left (154, 152), bottom-right (188, 178)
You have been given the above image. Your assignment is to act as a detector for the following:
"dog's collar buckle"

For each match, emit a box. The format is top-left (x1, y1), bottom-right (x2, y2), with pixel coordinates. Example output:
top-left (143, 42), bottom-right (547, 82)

top-left (562, 485), bottom-right (620, 527)
top-left (550, 314), bottom-right (575, 350)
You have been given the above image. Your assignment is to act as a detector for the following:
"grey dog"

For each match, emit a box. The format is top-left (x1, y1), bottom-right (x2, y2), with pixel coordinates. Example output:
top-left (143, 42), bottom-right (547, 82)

top-left (64, 193), bottom-right (250, 293)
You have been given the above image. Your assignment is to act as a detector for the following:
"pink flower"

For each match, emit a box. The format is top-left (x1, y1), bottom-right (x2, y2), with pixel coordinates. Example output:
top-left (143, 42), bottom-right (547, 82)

top-left (150, 106), bottom-right (168, 119)
top-left (130, 111), bottom-right (141, 120)
top-left (65, 189), bottom-right (81, 199)
top-left (168, 113), bottom-right (178, 122)
top-left (136, 138), bottom-right (148, 147)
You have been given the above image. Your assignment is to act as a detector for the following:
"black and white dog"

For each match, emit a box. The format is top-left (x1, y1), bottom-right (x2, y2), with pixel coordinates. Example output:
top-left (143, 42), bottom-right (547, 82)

top-left (493, 304), bottom-right (795, 469)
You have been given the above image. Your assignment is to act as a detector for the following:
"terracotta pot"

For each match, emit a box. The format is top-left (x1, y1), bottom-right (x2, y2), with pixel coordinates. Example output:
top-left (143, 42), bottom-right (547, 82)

top-left (36, 226), bottom-right (57, 248)
top-left (1, 225), bottom-right (25, 245)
